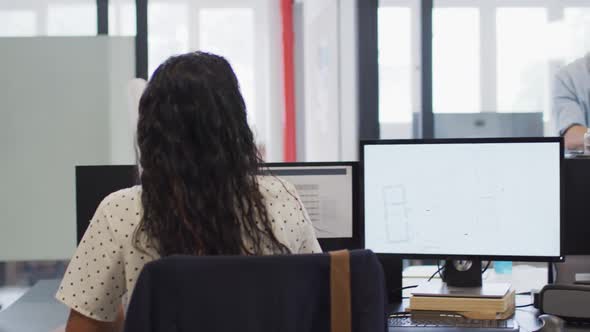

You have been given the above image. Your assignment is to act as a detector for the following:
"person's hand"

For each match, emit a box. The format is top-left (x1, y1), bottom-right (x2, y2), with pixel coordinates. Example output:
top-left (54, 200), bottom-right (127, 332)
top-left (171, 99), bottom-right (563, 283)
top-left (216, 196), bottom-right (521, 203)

top-left (564, 125), bottom-right (587, 151)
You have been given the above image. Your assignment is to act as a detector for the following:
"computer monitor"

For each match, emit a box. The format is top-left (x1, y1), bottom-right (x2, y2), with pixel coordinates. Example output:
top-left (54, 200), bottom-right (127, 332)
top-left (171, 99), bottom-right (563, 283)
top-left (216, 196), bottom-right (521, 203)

top-left (361, 138), bottom-right (563, 286)
top-left (75, 162), bottom-right (360, 251)
top-left (563, 157), bottom-right (590, 255)
top-left (75, 165), bottom-right (139, 243)
top-left (263, 162), bottom-right (360, 251)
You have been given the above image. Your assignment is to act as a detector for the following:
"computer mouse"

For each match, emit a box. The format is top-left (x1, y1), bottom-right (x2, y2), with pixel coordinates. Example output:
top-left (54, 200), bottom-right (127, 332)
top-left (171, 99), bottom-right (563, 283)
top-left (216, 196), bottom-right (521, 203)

top-left (535, 314), bottom-right (565, 332)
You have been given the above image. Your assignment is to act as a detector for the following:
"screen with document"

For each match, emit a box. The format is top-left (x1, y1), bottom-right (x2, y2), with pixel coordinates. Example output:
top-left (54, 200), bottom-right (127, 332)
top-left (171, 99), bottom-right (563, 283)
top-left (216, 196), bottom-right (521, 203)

top-left (362, 138), bottom-right (562, 261)
top-left (264, 162), bottom-right (359, 250)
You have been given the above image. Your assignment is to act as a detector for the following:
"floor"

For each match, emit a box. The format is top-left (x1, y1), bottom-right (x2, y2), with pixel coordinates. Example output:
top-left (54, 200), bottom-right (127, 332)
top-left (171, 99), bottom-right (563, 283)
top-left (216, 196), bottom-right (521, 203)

top-left (0, 260), bottom-right (67, 311)
top-left (0, 286), bottom-right (29, 311)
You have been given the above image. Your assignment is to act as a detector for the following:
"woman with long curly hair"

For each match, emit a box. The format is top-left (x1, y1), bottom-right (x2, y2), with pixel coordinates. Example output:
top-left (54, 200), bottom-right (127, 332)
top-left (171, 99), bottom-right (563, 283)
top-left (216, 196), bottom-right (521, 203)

top-left (56, 52), bottom-right (321, 331)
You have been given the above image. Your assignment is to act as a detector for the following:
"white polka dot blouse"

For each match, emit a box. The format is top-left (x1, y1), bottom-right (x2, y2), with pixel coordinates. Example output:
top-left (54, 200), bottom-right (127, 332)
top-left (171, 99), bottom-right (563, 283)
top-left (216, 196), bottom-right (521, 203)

top-left (55, 176), bottom-right (322, 322)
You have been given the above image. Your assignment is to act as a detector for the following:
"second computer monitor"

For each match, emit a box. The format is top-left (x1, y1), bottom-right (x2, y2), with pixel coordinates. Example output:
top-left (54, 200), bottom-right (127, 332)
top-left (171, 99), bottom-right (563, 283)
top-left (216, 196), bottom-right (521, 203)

top-left (76, 163), bottom-right (360, 251)
top-left (264, 162), bottom-right (359, 251)
top-left (362, 138), bottom-right (563, 261)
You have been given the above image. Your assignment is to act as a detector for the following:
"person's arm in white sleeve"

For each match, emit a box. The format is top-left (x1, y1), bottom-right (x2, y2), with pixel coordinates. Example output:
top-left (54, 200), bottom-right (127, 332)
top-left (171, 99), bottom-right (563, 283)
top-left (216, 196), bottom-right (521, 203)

top-left (56, 194), bottom-right (127, 331)
top-left (553, 70), bottom-right (587, 150)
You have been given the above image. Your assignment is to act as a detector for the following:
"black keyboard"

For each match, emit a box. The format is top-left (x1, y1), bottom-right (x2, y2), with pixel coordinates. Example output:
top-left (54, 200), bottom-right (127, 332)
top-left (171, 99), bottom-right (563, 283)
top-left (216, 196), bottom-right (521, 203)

top-left (388, 312), bottom-right (519, 332)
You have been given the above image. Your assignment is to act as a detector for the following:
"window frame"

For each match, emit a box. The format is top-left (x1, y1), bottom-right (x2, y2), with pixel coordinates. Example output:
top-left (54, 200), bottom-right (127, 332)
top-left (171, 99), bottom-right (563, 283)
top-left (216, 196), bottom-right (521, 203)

top-left (435, 0), bottom-right (590, 116)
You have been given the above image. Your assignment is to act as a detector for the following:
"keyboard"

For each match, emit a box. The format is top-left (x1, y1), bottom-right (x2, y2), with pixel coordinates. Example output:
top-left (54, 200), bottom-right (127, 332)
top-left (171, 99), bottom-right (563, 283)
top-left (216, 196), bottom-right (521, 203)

top-left (388, 312), bottom-right (519, 332)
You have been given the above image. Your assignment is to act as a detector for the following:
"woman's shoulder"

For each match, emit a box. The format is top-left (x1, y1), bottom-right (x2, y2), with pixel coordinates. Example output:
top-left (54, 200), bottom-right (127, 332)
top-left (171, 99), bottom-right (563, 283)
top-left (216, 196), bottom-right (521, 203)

top-left (95, 186), bottom-right (143, 223)
top-left (257, 175), bottom-right (298, 199)
top-left (100, 186), bottom-right (142, 206)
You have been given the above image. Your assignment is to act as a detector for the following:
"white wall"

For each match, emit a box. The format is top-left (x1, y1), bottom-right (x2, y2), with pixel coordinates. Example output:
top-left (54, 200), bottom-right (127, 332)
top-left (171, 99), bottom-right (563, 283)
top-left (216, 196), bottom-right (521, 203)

top-left (301, 0), bottom-right (359, 161)
top-left (302, 0), bottom-right (340, 161)
top-left (0, 37), bottom-right (135, 261)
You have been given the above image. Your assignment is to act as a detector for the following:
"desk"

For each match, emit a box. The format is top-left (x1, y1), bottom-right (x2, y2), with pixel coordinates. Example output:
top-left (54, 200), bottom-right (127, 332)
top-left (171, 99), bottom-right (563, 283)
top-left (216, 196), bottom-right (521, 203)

top-left (0, 279), bottom-right (66, 332)
top-left (2, 278), bottom-right (589, 332)
top-left (388, 280), bottom-right (590, 332)
top-left (389, 298), bottom-right (590, 332)
top-left (402, 266), bottom-right (542, 331)
top-left (388, 295), bottom-right (543, 332)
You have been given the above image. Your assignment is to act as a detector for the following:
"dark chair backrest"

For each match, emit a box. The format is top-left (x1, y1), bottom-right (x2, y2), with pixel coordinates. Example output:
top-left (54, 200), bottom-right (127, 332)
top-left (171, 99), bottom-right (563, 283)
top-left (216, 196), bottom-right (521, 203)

top-left (124, 250), bottom-right (386, 332)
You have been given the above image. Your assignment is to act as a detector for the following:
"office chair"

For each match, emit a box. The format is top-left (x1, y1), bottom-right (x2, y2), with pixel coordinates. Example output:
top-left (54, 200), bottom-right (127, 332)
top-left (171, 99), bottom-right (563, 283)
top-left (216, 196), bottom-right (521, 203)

top-left (124, 250), bottom-right (386, 332)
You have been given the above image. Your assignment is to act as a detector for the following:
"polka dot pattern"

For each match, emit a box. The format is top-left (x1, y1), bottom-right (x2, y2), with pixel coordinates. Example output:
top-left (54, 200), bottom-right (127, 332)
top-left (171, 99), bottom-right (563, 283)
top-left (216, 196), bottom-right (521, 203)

top-left (56, 177), bottom-right (321, 322)
top-left (257, 176), bottom-right (321, 255)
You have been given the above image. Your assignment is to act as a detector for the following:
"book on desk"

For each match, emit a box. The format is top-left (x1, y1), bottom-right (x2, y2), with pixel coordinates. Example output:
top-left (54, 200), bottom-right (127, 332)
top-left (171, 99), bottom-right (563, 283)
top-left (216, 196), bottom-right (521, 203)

top-left (409, 282), bottom-right (516, 320)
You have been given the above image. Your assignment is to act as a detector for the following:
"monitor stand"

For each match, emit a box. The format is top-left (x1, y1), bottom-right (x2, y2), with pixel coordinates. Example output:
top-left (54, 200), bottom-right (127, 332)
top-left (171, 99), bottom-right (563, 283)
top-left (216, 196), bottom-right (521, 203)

top-left (442, 259), bottom-right (482, 288)
top-left (413, 260), bottom-right (511, 298)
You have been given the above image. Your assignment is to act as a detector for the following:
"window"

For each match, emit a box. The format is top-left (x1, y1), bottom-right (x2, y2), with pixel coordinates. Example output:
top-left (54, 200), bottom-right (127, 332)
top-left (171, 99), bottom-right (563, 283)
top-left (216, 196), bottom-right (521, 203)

top-left (495, 6), bottom-right (590, 124)
top-left (428, 1), bottom-right (590, 135)
top-left (433, 7), bottom-right (480, 114)
top-left (496, 8), bottom-right (548, 114)
top-left (147, 0), bottom-right (281, 160)
top-left (562, 8), bottom-right (590, 60)
top-left (109, 0), bottom-right (136, 36)
top-left (148, 6), bottom-right (257, 122)
top-left (47, 3), bottom-right (97, 35)
top-left (378, 0), bottom-right (420, 139)
top-left (0, 1), bottom-right (97, 36)
top-left (0, 11), bottom-right (37, 36)
top-left (147, 2), bottom-right (190, 75)
top-left (379, 6), bottom-right (413, 123)
top-left (199, 8), bottom-right (256, 126)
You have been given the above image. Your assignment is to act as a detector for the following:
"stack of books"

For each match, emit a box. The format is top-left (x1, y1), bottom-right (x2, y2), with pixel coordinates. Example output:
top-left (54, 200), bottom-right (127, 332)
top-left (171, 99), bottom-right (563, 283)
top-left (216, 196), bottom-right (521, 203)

top-left (409, 282), bottom-right (515, 320)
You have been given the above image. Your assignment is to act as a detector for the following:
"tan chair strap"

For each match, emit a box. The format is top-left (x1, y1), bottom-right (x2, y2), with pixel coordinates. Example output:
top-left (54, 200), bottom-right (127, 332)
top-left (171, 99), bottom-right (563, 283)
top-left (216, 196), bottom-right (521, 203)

top-left (329, 250), bottom-right (351, 332)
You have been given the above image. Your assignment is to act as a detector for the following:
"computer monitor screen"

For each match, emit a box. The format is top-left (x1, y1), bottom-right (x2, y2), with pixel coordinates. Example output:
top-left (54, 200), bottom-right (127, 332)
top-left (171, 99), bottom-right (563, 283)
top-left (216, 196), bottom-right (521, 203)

top-left (76, 163), bottom-right (359, 251)
top-left (264, 162), bottom-right (359, 251)
top-left (362, 138), bottom-right (562, 261)
top-left (76, 165), bottom-right (139, 243)
top-left (564, 158), bottom-right (590, 255)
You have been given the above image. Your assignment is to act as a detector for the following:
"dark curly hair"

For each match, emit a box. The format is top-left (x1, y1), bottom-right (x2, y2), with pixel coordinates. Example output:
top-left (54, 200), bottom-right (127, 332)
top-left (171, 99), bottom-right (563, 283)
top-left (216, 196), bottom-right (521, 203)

top-left (135, 52), bottom-right (289, 257)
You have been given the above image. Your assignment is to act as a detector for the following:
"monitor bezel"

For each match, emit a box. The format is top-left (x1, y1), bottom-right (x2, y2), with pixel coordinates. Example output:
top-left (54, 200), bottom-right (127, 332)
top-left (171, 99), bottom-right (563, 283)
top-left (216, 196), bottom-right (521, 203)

top-left (75, 165), bottom-right (140, 244)
top-left (263, 161), bottom-right (361, 251)
top-left (360, 137), bottom-right (565, 262)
